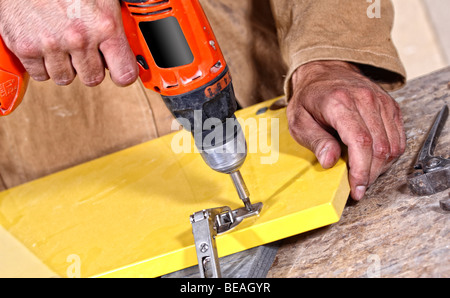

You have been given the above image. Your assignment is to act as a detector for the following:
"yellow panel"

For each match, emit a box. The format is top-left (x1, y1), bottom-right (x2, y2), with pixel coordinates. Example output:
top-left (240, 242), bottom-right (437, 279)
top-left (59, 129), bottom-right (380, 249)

top-left (0, 97), bottom-right (349, 278)
top-left (0, 226), bottom-right (57, 278)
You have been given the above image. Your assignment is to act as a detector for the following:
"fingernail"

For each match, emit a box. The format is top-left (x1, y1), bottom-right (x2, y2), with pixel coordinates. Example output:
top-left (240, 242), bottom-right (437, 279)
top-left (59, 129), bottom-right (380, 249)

top-left (355, 186), bottom-right (367, 200)
top-left (318, 147), bottom-right (329, 167)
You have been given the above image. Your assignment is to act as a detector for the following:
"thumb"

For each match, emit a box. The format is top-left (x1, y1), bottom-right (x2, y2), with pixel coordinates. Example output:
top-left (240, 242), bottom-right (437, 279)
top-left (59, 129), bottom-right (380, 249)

top-left (287, 106), bottom-right (341, 169)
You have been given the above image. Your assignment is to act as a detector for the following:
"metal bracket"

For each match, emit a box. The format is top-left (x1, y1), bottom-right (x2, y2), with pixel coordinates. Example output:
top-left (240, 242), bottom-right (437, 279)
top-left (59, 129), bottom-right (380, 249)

top-left (190, 202), bottom-right (263, 278)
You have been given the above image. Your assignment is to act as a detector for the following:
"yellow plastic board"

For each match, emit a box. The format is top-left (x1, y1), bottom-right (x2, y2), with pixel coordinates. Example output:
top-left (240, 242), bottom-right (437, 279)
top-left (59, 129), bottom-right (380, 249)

top-left (0, 98), bottom-right (349, 278)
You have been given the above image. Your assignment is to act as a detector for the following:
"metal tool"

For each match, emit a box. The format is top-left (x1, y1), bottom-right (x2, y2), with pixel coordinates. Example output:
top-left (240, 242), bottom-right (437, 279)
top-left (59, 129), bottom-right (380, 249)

top-left (407, 105), bottom-right (450, 196)
top-left (190, 202), bottom-right (263, 278)
top-left (230, 171), bottom-right (253, 211)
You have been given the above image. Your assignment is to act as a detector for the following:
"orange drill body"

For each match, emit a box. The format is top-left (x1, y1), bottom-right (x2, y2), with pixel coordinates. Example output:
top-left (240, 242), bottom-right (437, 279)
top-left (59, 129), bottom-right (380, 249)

top-left (121, 0), bottom-right (230, 98)
top-left (0, 36), bottom-right (29, 116)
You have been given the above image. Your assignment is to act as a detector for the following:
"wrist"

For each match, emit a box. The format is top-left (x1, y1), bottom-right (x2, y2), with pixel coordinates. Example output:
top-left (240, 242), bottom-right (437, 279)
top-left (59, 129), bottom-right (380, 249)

top-left (292, 60), bottom-right (361, 90)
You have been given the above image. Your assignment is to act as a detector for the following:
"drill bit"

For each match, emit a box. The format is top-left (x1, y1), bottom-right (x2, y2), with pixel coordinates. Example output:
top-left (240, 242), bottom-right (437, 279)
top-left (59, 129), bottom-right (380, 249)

top-left (230, 171), bottom-right (253, 211)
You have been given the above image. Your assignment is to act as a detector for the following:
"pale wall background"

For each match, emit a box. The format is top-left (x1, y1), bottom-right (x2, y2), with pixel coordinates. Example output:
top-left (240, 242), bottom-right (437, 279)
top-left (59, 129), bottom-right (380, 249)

top-left (391, 0), bottom-right (450, 80)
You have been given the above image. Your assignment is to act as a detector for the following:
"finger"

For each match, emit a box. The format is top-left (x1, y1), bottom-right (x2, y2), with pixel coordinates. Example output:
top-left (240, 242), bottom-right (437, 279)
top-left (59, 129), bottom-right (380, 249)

top-left (6, 37), bottom-right (50, 82)
top-left (381, 97), bottom-right (406, 162)
top-left (355, 96), bottom-right (391, 185)
top-left (287, 103), bottom-right (341, 169)
top-left (70, 48), bottom-right (106, 87)
top-left (43, 52), bottom-right (76, 86)
top-left (369, 95), bottom-right (407, 179)
top-left (99, 36), bottom-right (138, 87)
top-left (20, 57), bottom-right (50, 82)
top-left (379, 109), bottom-right (401, 175)
top-left (326, 105), bottom-right (373, 200)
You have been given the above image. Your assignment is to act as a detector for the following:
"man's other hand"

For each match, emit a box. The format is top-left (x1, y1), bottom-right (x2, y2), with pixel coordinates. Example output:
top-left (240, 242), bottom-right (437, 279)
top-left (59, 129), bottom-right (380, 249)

top-left (287, 61), bottom-right (406, 200)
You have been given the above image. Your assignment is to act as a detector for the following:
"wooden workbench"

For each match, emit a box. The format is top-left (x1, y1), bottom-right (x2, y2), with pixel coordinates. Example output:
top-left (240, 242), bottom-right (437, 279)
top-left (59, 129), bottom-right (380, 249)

top-left (267, 67), bottom-right (450, 278)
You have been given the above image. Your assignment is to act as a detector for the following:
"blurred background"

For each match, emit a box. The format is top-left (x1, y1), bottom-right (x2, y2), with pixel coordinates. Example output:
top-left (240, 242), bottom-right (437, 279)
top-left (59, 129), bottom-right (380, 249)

top-left (391, 0), bottom-right (450, 80)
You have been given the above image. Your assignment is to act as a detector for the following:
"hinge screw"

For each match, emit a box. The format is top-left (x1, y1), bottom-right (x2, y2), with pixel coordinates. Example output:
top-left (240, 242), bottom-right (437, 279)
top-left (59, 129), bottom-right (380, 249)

top-left (200, 243), bottom-right (209, 253)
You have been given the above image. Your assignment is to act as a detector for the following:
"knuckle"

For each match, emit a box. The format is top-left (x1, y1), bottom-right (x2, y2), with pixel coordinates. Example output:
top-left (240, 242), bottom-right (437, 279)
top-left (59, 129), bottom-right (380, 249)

top-left (41, 35), bottom-right (61, 52)
top-left (329, 89), bottom-right (356, 111)
top-left (65, 29), bottom-right (89, 50)
top-left (330, 88), bottom-right (349, 100)
top-left (357, 87), bottom-right (375, 101)
top-left (98, 16), bottom-right (119, 37)
top-left (373, 141), bottom-right (390, 159)
top-left (330, 89), bottom-right (351, 103)
top-left (354, 132), bottom-right (373, 148)
top-left (14, 40), bottom-right (40, 58)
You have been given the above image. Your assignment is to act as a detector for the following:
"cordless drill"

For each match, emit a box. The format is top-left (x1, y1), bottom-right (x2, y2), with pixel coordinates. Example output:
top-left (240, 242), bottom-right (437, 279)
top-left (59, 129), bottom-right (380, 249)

top-left (120, 0), bottom-right (253, 209)
top-left (0, 0), bottom-right (253, 210)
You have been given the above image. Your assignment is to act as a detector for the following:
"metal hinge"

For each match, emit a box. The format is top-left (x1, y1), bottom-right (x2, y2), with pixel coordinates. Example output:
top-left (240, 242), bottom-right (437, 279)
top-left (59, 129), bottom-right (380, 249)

top-left (190, 202), bottom-right (263, 278)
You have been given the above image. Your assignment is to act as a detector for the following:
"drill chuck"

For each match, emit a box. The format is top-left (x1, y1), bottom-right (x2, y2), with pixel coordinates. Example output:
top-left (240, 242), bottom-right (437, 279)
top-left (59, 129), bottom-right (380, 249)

top-left (162, 67), bottom-right (247, 174)
top-left (199, 120), bottom-right (247, 174)
top-left (161, 68), bottom-right (253, 209)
